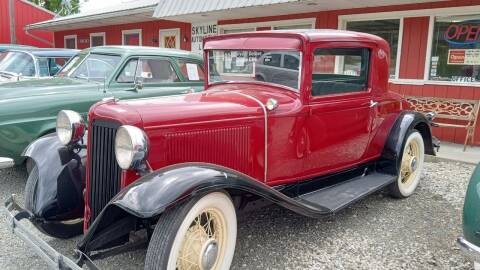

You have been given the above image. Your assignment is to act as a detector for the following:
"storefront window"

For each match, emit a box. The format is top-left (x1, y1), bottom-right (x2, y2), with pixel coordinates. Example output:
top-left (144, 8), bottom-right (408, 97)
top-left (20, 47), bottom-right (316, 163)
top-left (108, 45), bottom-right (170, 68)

top-left (429, 15), bottom-right (480, 83)
top-left (346, 19), bottom-right (400, 79)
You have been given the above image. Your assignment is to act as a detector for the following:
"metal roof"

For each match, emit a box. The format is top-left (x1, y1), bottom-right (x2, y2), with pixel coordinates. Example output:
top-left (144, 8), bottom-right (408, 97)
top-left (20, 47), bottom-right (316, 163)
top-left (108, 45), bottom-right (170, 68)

top-left (154, 0), bottom-right (295, 18)
top-left (153, 0), bottom-right (448, 23)
top-left (8, 48), bottom-right (80, 57)
top-left (27, 0), bottom-right (158, 31)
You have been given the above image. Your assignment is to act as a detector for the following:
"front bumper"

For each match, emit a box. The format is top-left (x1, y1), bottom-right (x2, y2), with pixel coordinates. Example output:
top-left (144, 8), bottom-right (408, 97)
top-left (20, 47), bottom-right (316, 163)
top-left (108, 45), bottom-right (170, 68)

top-left (0, 157), bottom-right (14, 169)
top-left (3, 195), bottom-right (85, 270)
top-left (458, 237), bottom-right (480, 263)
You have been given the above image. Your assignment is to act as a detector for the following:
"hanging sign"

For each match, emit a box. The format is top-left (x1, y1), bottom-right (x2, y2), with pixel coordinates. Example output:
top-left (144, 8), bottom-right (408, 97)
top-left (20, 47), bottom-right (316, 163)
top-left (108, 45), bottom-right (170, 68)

top-left (191, 22), bottom-right (218, 55)
top-left (448, 49), bottom-right (480, 65)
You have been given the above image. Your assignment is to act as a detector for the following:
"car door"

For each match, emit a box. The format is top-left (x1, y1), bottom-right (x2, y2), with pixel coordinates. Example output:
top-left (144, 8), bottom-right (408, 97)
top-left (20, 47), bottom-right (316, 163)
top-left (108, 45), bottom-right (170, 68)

top-left (304, 46), bottom-right (375, 176)
top-left (110, 56), bottom-right (204, 99)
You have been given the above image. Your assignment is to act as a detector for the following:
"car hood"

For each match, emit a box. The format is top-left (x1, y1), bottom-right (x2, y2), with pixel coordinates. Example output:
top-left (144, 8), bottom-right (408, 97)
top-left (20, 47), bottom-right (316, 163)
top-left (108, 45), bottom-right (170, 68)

top-left (0, 77), bottom-right (101, 100)
top-left (91, 83), bottom-right (300, 129)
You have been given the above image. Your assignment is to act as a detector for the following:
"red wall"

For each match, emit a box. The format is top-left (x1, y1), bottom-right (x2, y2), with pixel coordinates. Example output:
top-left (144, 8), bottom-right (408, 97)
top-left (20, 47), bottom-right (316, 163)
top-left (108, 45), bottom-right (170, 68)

top-left (0, 0), bottom-right (54, 47)
top-left (54, 20), bottom-right (191, 50)
top-left (399, 17), bottom-right (430, 79)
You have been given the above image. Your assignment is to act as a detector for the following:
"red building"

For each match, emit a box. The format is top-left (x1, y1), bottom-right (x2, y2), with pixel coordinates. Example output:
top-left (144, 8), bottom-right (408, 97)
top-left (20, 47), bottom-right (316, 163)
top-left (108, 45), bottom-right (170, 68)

top-left (27, 0), bottom-right (480, 145)
top-left (0, 0), bottom-right (55, 47)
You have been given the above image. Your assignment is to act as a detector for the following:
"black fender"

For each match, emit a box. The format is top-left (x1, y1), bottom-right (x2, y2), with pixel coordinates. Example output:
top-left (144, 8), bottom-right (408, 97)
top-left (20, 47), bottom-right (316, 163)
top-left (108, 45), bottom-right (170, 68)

top-left (378, 111), bottom-right (435, 176)
top-left (22, 132), bottom-right (87, 223)
top-left (77, 163), bottom-right (332, 253)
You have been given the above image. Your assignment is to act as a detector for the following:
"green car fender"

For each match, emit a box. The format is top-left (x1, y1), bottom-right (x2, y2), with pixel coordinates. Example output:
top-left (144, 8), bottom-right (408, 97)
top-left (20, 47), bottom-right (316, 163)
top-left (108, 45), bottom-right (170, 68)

top-left (463, 163), bottom-right (480, 246)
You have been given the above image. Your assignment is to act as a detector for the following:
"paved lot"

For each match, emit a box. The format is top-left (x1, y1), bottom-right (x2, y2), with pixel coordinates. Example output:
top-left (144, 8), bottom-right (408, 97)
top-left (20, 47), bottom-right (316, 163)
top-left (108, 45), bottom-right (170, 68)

top-left (0, 161), bottom-right (475, 269)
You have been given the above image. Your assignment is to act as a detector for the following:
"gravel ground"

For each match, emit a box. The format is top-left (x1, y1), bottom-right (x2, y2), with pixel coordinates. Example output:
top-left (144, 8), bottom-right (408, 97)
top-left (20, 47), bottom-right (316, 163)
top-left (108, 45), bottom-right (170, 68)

top-left (0, 160), bottom-right (475, 269)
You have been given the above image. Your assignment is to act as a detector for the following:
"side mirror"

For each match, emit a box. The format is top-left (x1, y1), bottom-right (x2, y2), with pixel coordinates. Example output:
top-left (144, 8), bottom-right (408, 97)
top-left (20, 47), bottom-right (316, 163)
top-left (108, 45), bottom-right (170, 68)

top-left (134, 77), bottom-right (144, 90)
top-left (133, 72), bottom-right (152, 91)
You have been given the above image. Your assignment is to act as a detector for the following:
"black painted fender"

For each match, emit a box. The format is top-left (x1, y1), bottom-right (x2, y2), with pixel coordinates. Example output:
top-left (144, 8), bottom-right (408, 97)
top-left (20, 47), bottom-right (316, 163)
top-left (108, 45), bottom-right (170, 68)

top-left (22, 132), bottom-right (87, 221)
top-left (378, 111), bottom-right (435, 176)
top-left (78, 163), bottom-right (332, 252)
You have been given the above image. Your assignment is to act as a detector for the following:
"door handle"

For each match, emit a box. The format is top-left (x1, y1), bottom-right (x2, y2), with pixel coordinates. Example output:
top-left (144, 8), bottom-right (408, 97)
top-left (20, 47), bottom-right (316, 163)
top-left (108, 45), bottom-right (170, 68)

top-left (369, 100), bottom-right (379, 108)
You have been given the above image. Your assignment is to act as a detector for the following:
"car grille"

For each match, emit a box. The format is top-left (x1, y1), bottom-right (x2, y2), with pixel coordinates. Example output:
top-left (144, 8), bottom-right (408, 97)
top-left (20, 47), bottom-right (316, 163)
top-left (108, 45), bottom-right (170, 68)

top-left (88, 120), bottom-right (122, 225)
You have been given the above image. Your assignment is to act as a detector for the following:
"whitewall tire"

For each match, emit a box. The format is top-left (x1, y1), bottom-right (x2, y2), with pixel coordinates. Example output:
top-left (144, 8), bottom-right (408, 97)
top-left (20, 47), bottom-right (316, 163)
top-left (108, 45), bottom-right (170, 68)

top-left (389, 130), bottom-right (425, 198)
top-left (145, 192), bottom-right (237, 270)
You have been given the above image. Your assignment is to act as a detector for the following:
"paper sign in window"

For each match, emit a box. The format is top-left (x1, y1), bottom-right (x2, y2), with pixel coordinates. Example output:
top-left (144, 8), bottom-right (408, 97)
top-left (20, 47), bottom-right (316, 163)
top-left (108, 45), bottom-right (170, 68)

top-left (448, 49), bottom-right (480, 65)
top-left (186, 63), bottom-right (200, 80)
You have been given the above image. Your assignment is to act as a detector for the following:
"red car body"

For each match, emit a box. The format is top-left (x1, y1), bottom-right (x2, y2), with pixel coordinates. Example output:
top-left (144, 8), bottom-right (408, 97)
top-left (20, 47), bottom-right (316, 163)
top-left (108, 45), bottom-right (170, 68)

top-left (5, 30), bottom-right (436, 270)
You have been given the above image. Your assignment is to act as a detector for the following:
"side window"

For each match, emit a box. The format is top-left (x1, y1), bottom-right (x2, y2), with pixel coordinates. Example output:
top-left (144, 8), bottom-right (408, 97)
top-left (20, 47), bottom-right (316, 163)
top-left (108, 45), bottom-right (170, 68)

top-left (283, 54), bottom-right (299, 70)
top-left (311, 48), bottom-right (370, 96)
top-left (38, 58), bottom-right (50, 77)
top-left (49, 58), bottom-right (68, 76)
top-left (177, 60), bottom-right (205, 81)
top-left (117, 58), bottom-right (138, 83)
top-left (138, 59), bottom-right (180, 83)
top-left (262, 53), bottom-right (281, 67)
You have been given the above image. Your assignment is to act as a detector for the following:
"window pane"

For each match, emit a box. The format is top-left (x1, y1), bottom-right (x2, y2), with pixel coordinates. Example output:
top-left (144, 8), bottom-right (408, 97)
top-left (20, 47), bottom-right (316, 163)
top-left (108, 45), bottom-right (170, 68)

top-left (346, 19), bottom-right (399, 79)
top-left (0, 51), bottom-right (35, 76)
top-left (273, 24), bottom-right (313, 30)
top-left (91, 35), bottom-right (104, 47)
top-left (177, 60), bottom-right (205, 81)
top-left (71, 54), bottom-right (121, 82)
top-left (312, 48), bottom-right (370, 96)
top-left (65, 38), bottom-right (76, 49)
top-left (223, 28), bottom-right (255, 34)
top-left (49, 58), bottom-right (68, 76)
top-left (429, 15), bottom-right (480, 82)
top-left (208, 50), bottom-right (301, 91)
top-left (137, 59), bottom-right (179, 83)
top-left (117, 58), bottom-right (138, 83)
top-left (124, 33), bottom-right (140, 45)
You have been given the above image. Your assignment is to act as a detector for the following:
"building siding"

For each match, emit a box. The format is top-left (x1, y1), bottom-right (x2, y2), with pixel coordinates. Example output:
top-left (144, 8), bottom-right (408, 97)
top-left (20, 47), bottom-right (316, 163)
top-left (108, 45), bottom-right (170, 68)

top-left (399, 17), bottom-right (430, 79)
top-left (0, 0), bottom-right (54, 47)
top-left (54, 20), bottom-right (191, 50)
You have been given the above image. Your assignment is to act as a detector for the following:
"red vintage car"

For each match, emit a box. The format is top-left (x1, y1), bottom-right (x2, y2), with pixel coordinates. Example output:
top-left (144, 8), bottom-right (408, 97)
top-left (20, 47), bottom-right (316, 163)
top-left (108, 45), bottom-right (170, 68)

top-left (4, 30), bottom-right (436, 270)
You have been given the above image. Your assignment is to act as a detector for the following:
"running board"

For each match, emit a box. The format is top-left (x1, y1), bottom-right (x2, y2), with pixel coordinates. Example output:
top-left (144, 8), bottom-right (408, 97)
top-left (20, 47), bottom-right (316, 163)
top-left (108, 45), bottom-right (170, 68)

top-left (295, 172), bottom-right (397, 214)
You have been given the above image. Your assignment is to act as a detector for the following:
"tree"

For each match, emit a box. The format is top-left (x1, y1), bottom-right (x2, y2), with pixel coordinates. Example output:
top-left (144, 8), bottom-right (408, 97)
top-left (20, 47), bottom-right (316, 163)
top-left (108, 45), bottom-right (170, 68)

top-left (28, 0), bottom-right (80, 16)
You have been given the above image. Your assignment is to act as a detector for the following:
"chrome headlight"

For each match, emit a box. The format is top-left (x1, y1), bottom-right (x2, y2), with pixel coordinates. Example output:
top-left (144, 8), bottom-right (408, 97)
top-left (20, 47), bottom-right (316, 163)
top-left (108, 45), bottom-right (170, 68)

top-left (115, 125), bottom-right (149, 170)
top-left (56, 110), bottom-right (86, 146)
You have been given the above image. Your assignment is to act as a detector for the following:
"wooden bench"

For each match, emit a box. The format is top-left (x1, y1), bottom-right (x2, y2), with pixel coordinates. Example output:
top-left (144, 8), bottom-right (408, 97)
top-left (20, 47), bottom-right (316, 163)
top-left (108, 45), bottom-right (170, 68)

top-left (405, 96), bottom-right (480, 151)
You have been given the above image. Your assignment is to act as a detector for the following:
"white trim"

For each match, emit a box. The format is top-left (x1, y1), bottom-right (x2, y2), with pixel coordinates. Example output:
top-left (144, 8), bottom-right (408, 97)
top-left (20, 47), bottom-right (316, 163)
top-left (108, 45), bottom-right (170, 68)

top-left (89, 32), bottom-right (106, 47)
top-left (395, 17), bottom-right (404, 80)
top-left (423, 16), bottom-right (435, 80)
top-left (64, 34), bottom-right (77, 49)
top-left (159, 28), bottom-right (181, 49)
top-left (390, 79), bottom-right (480, 88)
top-left (219, 17), bottom-right (316, 33)
top-left (122, 29), bottom-right (142, 46)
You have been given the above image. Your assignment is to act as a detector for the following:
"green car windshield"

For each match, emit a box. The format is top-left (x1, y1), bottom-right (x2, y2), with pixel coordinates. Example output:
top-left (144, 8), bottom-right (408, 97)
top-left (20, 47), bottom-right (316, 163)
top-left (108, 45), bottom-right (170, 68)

top-left (0, 51), bottom-right (36, 77)
top-left (57, 53), bottom-right (121, 82)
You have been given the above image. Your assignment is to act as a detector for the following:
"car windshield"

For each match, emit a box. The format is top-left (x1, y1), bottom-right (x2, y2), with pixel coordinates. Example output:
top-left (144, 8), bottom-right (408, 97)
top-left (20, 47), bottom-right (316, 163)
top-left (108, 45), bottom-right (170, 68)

top-left (208, 50), bottom-right (301, 91)
top-left (0, 51), bottom-right (36, 77)
top-left (57, 53), bottom-right (121, 82)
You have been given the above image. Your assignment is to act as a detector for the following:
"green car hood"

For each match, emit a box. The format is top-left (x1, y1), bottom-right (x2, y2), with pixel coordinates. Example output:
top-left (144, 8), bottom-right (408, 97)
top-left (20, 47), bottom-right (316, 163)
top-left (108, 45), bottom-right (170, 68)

top-left (0, 77), bottom-right (101, 100)
top-left (463, 164), bottom-right (480, 246)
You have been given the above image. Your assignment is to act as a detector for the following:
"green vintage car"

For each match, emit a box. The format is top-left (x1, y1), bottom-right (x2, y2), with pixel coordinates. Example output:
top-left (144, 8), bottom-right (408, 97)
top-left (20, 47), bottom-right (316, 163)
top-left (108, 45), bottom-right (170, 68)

top-left (459, 164), bottom-right (480, 269)
top-left (0, 46), bottom-right (205, 166)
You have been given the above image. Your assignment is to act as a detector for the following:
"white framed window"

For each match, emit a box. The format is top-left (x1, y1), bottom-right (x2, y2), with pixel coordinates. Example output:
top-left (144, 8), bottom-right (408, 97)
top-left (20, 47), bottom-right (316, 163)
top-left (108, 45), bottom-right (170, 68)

top-left (90, 32), bottom-right (106, 47)
top-left (64, 35), bottom-right (77, 49)
top-left (159, 28), bottom-right (180, 49)
top-left (340, 17), bottom-right (403, 79)
top-left (122, 29), bottom-right (142, 46)
top-left (219, 18), bottom-right (315, 34)
top-left (427, 14), bottom-right (480, 83)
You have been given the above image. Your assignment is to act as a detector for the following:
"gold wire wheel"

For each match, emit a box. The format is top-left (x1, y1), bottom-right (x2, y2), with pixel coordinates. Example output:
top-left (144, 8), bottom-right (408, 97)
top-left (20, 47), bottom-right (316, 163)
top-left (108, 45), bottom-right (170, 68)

top-left (176, 208), bottom-right (227, 270)
top-left (400, 138), bottom-right (420, 187)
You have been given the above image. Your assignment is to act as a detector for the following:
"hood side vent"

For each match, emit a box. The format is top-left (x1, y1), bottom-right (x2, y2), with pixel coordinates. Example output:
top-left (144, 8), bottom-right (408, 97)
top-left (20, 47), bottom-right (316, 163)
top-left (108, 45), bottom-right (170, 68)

top-left (165, 126), bottom-right (253, 176)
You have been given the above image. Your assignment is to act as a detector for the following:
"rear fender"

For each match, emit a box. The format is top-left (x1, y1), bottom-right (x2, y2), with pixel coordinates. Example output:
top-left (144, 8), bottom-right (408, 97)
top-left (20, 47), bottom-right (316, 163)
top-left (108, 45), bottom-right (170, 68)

top-left (78, 163), bottom-right (330, 253)
top-left (22, 133), bottom-right (87, 221)
top-left (378, 111), bottom-right (435, 175)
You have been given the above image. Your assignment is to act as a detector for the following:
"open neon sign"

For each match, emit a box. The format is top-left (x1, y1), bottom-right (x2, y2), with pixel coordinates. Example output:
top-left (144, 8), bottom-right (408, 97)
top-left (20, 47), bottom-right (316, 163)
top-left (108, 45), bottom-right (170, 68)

top-left (444, 20), bottom-right (480, 47)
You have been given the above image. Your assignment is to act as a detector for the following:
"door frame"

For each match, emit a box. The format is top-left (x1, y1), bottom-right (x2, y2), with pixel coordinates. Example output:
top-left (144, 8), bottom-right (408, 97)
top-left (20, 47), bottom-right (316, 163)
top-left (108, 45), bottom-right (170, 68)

top-left (159, 28), bottom-right (181, 49)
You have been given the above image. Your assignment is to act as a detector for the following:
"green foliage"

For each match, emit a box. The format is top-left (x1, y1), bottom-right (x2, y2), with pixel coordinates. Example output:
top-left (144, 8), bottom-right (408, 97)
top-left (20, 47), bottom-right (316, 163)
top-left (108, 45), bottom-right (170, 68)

top-left (28, 0), bottom-right (80, 16)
